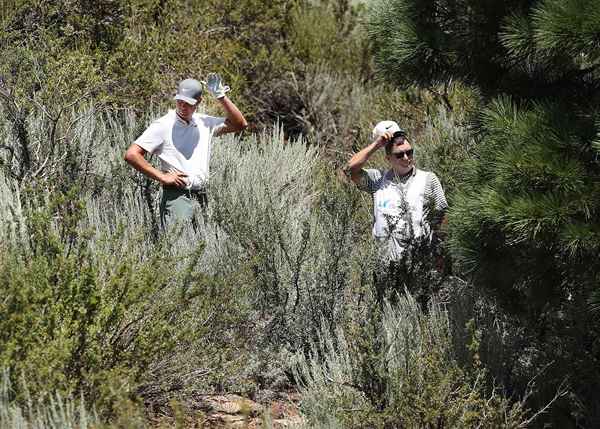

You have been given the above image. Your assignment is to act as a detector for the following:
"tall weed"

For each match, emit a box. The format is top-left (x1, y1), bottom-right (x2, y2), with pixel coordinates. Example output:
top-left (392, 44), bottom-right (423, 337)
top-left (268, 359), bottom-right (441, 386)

top-left (0, 370), bottom-right (99, 429)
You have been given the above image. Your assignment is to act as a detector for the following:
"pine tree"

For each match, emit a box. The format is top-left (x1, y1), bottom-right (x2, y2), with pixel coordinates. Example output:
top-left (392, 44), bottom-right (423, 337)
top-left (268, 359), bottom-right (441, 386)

top-left (368, 0), bottom-right (600, 426)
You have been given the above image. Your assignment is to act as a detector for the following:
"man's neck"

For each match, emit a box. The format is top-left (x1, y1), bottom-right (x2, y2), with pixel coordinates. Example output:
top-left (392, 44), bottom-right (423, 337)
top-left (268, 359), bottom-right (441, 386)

top-left (392, 166), bottom-right (414, 178)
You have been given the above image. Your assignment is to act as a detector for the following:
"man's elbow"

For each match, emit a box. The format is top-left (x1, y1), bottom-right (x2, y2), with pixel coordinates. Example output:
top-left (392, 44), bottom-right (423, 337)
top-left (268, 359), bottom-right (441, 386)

top-left (124, 147), bottom-right (134, 164)
top-left (343, 164), bottom-right (362, 185)
top-left (235, 118), bottom-right (248, 132)
top-left (346, 162), bottom-right (361, 176)
top-left (124, 145), bottom-right (142, 165)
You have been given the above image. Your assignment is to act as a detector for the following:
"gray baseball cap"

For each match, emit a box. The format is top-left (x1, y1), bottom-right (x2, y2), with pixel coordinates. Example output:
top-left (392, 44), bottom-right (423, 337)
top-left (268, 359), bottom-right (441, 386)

top-left (174, 78), bottom-right (203, 105)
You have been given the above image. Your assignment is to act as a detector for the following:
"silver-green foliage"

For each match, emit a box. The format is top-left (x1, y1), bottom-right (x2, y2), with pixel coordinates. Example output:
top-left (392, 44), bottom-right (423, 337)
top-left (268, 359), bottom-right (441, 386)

top-left (207, 128), bottom-right (368, 346)
top-left (0, 105), bottom-right (252, 411)
top-left (0, 370), bottom-right (98, 429)
top-left (0, 100), bottom-right (371, 411)
top-left (293, 293), bottom-right (529, 428)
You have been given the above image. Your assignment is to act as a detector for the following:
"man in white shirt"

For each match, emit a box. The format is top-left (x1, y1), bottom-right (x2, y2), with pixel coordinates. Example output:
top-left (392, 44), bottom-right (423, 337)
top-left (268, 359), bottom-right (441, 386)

top-left (346, 120), bottom-right (449, 302)
top-left (124, 74), bottom-right (247, 227)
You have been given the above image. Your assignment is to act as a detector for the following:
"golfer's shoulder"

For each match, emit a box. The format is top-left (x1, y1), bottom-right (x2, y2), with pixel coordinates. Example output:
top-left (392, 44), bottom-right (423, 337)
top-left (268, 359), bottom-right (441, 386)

top-left (152, 110), bottom-right (177, 127)
top-left (193, 112), bottom-right (222, 125)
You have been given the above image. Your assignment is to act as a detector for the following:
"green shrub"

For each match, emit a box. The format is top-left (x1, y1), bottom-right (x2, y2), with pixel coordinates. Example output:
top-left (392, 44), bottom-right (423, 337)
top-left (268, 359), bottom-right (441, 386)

top-left (293, 293), bottom-right (531, 428)
top-left (288, 0), bottom-right (370, 77)
top-left (0, 104), bottom-right (254, 417)
top-left (1, 190), bottom-right (230, 412)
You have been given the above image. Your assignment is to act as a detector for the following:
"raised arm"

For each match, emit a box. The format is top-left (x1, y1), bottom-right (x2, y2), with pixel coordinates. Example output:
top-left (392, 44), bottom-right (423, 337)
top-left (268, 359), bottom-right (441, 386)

top-left (215, 95), bottom-right (248, 136)
top-left (346, 132), bottom-right (390, 184)
top-left (204, 73), bottom-right (248, 136)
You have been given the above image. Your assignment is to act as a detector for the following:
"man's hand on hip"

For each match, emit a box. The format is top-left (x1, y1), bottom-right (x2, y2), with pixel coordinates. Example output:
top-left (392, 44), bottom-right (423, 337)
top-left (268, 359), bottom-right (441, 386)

top-left (160, 171), bottom-right (188, 188)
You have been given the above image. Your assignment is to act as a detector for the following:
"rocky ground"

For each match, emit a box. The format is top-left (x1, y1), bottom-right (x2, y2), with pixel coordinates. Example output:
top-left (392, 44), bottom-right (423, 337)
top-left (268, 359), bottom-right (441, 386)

top-left (151, 393), bottom-right (303, 428)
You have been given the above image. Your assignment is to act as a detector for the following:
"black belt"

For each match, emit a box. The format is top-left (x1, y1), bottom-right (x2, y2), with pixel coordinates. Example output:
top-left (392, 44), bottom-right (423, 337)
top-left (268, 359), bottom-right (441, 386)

top-left (162, 186), bottom-right (208, 208)
top-left (187, 189), bottom-right (206, 197)
top-left (162, 186), bottom-right (205, 194)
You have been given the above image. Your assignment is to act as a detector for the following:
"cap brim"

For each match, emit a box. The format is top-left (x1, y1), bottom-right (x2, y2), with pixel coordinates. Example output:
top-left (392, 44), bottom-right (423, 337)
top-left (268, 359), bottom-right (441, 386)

top-left (174, 94), bottom-right (198, 105)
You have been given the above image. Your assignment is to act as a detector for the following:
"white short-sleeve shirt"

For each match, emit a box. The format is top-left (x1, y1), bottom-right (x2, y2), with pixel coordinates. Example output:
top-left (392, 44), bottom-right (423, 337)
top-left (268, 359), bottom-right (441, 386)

top-left (134, 110), bottom-right (225, 189)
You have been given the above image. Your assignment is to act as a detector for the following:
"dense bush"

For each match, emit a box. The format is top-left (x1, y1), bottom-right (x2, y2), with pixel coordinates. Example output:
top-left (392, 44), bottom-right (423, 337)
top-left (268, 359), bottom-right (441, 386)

top-left (1, 1), bottom-right (580, 426)
top-left (203, 129), bottom-right (373, 350)
top-left (0, 107), bottom-right (253, 416)
top-left (0, 102), bottom-right (372, 414)
top-left (368, 0), bottom-right (600, 425)
top-left (294, 293), bottom-right (531, 428)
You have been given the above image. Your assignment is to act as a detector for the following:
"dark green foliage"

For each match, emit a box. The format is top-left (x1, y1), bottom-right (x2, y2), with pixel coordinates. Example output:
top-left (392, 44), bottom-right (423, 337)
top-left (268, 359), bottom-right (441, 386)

top-left (448, 98), bottom-right (600, 426)
top-left (450, 98), bottom-right (600, 310)
top-left (368, 0), bottom-right (600, 426)
top-left (368, 0), bottom-right (600, 102)
top-left (367, 0), bottom-right (531, 95)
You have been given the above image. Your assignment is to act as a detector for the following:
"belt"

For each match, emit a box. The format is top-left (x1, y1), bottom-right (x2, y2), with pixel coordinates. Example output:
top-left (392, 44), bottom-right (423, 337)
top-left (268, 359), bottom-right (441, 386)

top-left (162, 185), bottom-right (204, 192)
top-left (162, 186), bottom-right (206, 197)
top-left (162, 186), bottom-right (208, 208)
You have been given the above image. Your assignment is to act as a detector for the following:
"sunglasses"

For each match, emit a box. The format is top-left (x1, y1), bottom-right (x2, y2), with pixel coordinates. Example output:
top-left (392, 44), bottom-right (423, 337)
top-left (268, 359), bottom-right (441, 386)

top-left (391, 149), bottom-right (414, 159)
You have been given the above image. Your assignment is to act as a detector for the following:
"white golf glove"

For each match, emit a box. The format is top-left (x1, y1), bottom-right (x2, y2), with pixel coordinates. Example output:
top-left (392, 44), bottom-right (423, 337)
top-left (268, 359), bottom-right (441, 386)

top-left (205, 73), bottom-right (230, 99)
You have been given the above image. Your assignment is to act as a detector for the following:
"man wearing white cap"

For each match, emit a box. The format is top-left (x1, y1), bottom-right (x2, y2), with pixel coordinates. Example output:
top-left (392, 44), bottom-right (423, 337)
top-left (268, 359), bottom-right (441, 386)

top-left (346, 120), bottom-right (448, 263)
top-left (124, 74), bottom-right (247, 227)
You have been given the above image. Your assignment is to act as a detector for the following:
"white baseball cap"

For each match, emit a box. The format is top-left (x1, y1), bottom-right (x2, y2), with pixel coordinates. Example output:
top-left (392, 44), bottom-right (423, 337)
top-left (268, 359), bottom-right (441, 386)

top-left (174, 78), bottom-right (203, 105)
top-left (372, 120), bottom-right (406, 140)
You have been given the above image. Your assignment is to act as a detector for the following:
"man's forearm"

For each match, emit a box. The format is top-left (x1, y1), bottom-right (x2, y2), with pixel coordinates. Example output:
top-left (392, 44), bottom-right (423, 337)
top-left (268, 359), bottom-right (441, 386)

top-left (124, 148), bottom-right (164, 183)
top-left (219, 96), bottom-right (248, 131)
top-left (346, 140), bottom-right (382, 183)
top-left (348, 142), bottom-right (380, 170)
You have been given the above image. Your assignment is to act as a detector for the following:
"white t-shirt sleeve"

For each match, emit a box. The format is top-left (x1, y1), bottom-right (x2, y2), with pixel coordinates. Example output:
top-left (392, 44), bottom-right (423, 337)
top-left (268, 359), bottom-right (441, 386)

top-left (134, 120), bottom-right (165, 154)
top-left (205, 116), bottom-right (226, 133)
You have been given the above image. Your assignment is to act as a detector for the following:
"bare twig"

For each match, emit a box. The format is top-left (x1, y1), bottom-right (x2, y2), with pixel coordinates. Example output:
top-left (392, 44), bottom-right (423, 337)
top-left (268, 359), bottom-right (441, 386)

top-left (518, 379), bottom-right (568, 428)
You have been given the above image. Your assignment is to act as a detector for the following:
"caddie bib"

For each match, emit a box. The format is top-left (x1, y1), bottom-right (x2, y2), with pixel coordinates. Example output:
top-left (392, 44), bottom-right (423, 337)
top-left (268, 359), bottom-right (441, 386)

top-left (372, 169), bottom-right (429, 259)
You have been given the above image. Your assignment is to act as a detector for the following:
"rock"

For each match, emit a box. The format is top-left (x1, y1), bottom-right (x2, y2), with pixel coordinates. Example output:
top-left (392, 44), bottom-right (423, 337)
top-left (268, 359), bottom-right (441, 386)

top-left (187, 392), bottom-right (304, 428)
top-left (206, 412), bottom-right (252, 428)
top-left (273, 415), bottom-right (304, 428)
top-left (198, 394), bottom-right (263, 417)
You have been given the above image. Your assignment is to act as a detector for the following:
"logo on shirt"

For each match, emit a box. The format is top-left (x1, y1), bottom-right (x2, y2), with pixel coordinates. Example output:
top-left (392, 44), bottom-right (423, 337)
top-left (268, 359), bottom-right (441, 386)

top-left (378, 199), bottom-right (391, 209)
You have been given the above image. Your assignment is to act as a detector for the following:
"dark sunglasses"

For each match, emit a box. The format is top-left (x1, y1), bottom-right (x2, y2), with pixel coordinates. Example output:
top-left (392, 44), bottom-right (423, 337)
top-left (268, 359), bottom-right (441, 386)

top-left (391, 149), bottom-right (414, 159)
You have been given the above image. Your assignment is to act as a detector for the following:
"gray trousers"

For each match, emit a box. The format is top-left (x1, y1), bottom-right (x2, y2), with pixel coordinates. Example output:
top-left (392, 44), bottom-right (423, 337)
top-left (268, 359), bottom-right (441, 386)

top-left (160, 187), bottom-right (207, 229)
